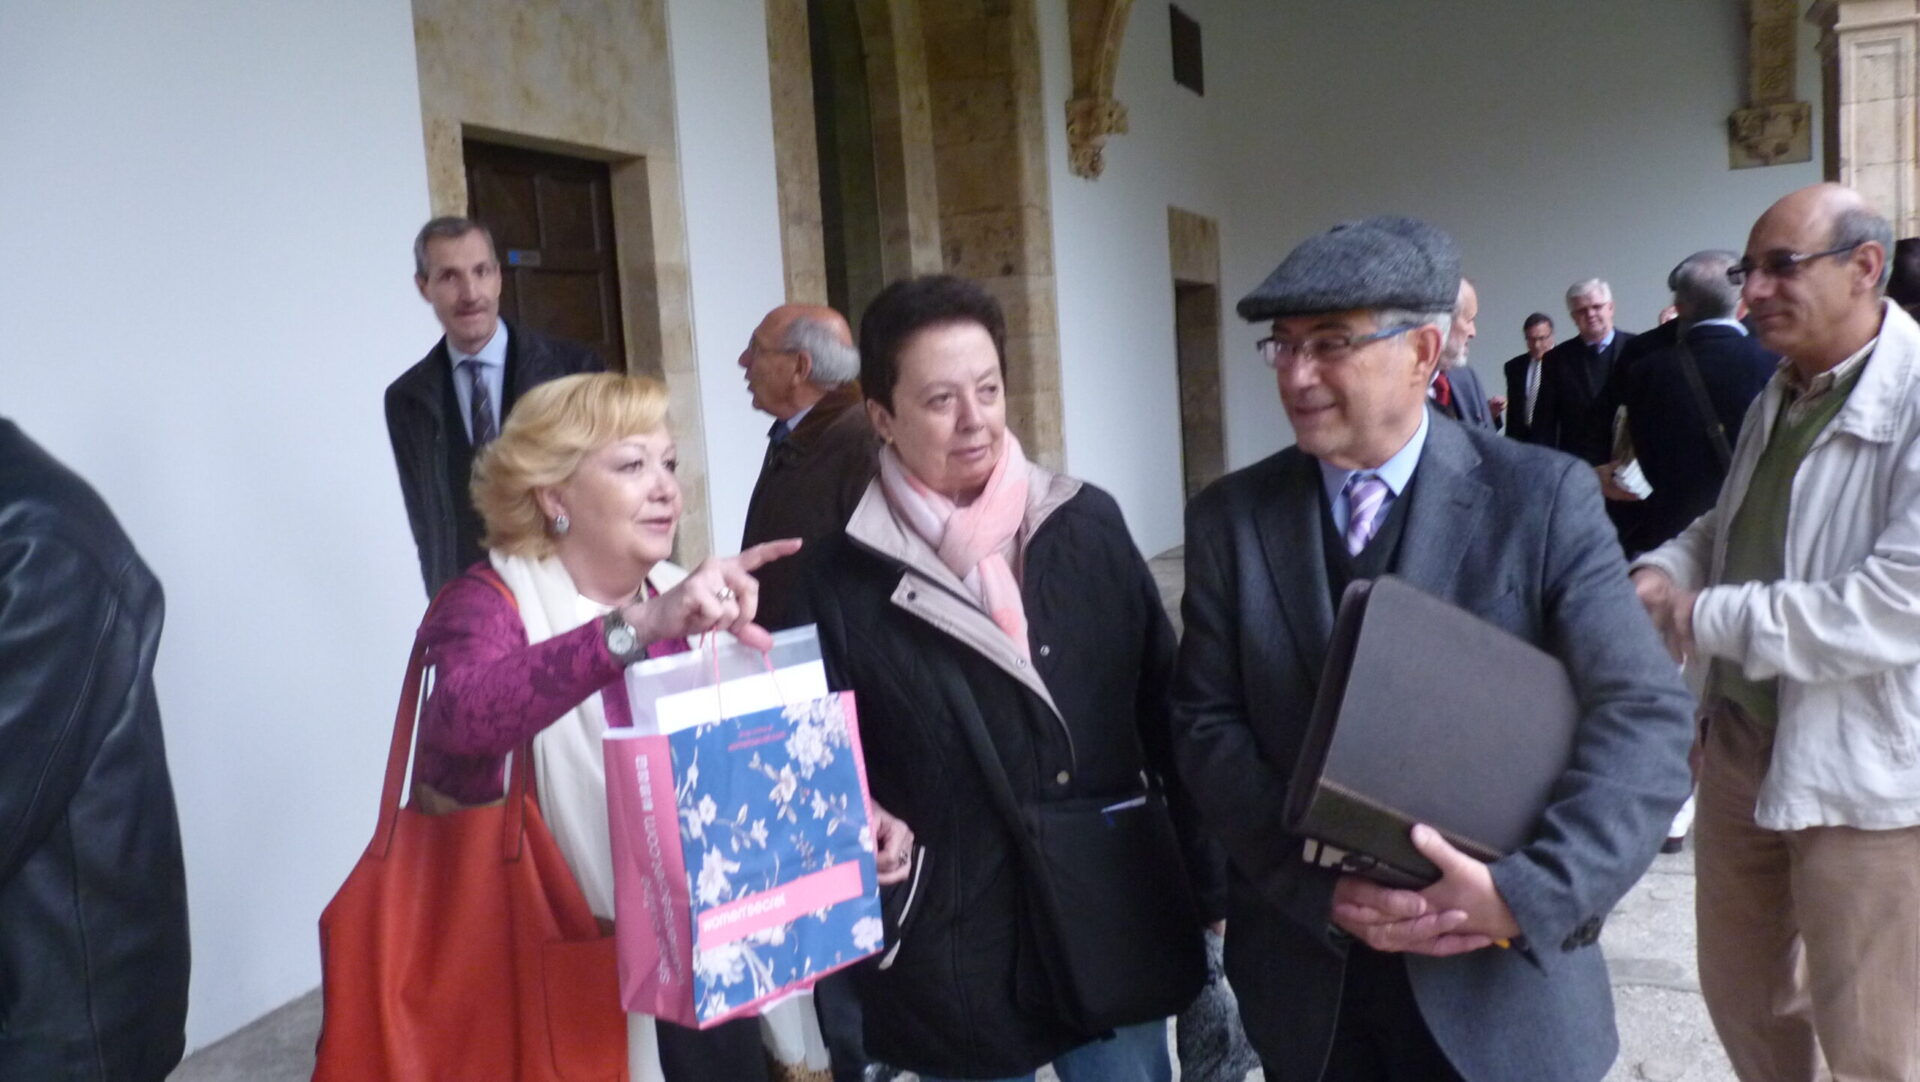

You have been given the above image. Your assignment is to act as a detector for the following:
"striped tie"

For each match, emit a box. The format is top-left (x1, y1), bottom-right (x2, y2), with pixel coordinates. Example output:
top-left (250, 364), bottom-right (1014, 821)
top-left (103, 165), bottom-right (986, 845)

top-left (1344, 473), bottom-right (1389, 556)
top-left (461, 359), bottom-right (498, 446)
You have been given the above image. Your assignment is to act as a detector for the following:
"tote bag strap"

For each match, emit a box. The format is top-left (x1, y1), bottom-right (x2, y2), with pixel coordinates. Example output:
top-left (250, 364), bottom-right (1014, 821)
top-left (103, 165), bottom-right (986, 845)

top-left (1674, 329), bottom-right (1736, 470)
top-left (368, 568), bottom-right (532, 862)
top-left (938, 680), bottom-right (1033, 848)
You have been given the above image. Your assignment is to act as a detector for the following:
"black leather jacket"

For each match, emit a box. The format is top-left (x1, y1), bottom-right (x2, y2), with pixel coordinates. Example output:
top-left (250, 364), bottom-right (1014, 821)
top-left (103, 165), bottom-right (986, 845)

top-left (0, 420), bottom-right (190, 1080)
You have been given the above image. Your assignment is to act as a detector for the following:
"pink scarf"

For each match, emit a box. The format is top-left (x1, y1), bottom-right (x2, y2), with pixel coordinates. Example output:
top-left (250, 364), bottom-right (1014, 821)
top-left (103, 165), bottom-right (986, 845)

top-left (877, 431), bottom-right (1033, 660)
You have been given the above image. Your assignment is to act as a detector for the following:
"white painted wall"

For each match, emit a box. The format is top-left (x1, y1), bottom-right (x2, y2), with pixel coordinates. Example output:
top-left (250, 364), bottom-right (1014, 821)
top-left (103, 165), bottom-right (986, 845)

top-left (0, 0), bottom-right (434, 1052)
top-left (1040, 0), bottom-right (1821, 531)
top-left (1203, 0), bottom-right (1825, 469)
top-left (664, 0), bottom-right (791, 555)
top-left (1039, 0), bottom-right (1237, 555)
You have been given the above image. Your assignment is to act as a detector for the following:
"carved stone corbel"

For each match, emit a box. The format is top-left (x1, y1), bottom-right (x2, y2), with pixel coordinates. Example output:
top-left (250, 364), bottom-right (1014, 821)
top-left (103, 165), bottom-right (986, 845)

top-left (1065, 94), bottom-right (1129, 178)
top-left (1730, 101), bottom-right (1814, 167)
top-left (1065, 0), bottom-right (1134, 178)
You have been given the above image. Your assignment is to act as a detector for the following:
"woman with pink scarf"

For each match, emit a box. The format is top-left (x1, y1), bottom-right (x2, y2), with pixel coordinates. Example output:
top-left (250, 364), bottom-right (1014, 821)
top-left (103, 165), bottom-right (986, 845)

top-left (799, 276), bottom-right (1222, 1082)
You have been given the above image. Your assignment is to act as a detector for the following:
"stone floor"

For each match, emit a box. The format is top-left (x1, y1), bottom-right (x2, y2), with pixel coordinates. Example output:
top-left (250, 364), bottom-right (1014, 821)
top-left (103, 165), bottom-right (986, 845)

top-left (169, 548), bottom-right (1732, 1081)
top-left (166, 853), bottom-right (1728, 1082)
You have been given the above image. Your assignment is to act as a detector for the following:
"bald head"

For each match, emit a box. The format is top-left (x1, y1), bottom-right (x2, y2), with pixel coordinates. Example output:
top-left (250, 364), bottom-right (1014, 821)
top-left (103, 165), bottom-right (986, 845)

top-left (1758, 183), bottom-right (1863, 240)
top-left (740, 303), bottom-right (860, 419)
top-left (1742, 182), bottom-right (1892, 373)
top-left (760, 304), bottom-right (853, 351)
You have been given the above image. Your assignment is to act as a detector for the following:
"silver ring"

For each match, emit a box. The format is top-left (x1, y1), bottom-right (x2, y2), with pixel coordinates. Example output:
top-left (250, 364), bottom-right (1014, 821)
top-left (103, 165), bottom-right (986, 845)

top-left (715, 586), bottom-right (736, 603)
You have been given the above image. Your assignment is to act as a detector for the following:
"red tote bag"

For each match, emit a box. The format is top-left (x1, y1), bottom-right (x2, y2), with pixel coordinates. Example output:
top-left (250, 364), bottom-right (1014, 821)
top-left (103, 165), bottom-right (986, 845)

top-left (312, 630), bottom-right (628, 1081)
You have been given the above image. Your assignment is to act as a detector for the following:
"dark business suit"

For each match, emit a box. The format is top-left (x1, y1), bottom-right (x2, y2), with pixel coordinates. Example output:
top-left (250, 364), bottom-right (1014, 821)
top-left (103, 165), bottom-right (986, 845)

top-left (1534, 331), bottom-right (1636, 464)
top-left (1173, 412), bottom-right (1693, 1082)
top-left (1435, 366), bottom-right (1494, 429)
top-left (1503, 354), bottom-right (1540, 443)
top-left (741, 385), bottom-right (882, 628)
top-left (1616, 321), bottom-right (1777, 555)
top-left (384, 320), bottom-right (602, 596)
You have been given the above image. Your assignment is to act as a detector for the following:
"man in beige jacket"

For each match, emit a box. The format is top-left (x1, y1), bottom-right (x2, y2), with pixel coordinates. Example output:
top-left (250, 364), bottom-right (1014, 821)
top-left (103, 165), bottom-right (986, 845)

top-left (1633, 183), bottom-right (1920, 1082)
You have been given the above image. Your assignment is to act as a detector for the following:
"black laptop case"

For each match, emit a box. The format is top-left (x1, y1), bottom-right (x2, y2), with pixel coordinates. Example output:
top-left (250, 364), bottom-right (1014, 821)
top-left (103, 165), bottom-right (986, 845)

top-left (1282, 575), bottom-right (1580, 888)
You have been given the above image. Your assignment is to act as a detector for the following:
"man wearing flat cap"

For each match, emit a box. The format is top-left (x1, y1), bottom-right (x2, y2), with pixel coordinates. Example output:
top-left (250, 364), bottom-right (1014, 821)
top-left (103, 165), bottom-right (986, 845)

top-left (1171, 215), bottom-right (1693, 1081)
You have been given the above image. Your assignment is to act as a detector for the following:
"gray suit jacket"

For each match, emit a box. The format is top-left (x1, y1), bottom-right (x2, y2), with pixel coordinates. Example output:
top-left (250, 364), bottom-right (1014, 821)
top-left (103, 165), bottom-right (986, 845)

top-left (1444, 365), bottom-right (1496, 429)
top-left (1172, 412), bottom-right (1692, 1082)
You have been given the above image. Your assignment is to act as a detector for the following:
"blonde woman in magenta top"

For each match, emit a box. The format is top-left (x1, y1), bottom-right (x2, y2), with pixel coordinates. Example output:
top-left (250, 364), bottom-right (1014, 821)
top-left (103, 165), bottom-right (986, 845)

top-left (413, 372), bottom-right (912, 1082)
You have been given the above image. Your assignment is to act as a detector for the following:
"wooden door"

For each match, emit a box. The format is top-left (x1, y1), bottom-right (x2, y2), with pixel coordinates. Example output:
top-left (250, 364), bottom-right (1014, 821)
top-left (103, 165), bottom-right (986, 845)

top-left (463, 141), bottom-right (626, 371)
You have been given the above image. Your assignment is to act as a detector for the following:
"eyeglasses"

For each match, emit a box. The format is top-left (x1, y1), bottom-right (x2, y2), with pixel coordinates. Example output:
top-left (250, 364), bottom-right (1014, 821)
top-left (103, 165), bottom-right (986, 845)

top-left (1257, 324), bottom-right (1416, 369)
top-left (1726, 242), bottom-right (1865, 285)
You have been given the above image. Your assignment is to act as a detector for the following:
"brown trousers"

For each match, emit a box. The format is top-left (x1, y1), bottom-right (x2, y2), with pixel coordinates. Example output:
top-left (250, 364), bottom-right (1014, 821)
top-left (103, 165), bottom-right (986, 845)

top-left (1696, 704), bottom-right (1920, 1082)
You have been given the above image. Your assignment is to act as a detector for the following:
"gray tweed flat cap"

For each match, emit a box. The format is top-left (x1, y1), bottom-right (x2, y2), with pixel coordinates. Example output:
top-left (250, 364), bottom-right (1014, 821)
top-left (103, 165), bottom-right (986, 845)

top-left (1237, 215), bottom-right (1462, 322)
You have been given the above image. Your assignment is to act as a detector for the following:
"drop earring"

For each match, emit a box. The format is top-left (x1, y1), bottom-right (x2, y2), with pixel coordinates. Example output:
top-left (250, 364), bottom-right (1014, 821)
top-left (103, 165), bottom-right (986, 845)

top-left (553, 513), bottom-right (571, 535)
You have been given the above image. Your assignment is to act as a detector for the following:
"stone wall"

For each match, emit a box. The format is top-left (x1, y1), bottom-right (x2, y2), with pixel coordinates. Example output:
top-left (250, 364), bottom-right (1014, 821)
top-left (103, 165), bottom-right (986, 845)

top-left (925, 0), bottom-right (1066, 467)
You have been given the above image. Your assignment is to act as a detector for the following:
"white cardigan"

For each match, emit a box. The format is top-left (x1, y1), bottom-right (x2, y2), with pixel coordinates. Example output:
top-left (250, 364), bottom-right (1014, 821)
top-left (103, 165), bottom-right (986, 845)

top-left (1635, 300), bottom-right (1920, 831)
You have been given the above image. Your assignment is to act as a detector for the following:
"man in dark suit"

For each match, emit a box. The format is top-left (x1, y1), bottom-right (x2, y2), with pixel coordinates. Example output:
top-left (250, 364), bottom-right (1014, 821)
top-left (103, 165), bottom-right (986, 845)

top-left (1608, 251), bottom-right (1778, 557)
top-left (1430, 278), bottom-right (1495, 429)
top-left (1534, 279), bottom-right (1636, 463)
top-left (736, 302), bottom-right (886, 1082)
top-left (1174, 216), bottom-right (1693, 1082)
top-left (385, 217), bottom-right (602, 596)
top-left (738, 303), bottom-right (880, 632)
top-left (1503, 313), bottom-right (1556, 442)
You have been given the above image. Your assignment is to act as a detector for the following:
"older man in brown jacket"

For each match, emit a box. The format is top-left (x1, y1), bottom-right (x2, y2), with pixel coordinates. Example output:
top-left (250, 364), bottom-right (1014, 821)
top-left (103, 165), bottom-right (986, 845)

top-left (738, 302), bottom-right (883, 1081)
top-left (738, 303), bottom-right (880, 630)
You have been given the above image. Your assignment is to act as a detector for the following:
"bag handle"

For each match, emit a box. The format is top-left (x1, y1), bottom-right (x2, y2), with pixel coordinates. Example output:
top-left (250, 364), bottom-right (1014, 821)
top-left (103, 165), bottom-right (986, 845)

top-left (694, 631), bottom-right (789, 723)
top-left (939, 680), bottom-right (1047, 860)
top-left (368, 569), bottom-right (532, 863)
top-left (936, 679), bottom-right (1103, 1030)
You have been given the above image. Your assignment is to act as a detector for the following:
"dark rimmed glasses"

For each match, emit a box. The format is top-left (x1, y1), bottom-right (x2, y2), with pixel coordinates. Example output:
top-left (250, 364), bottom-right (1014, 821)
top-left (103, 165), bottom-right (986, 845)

top-left (1727, 242), bottom-right (1866, 285)
top-left (1257, 324), bottom-right (1416, 369)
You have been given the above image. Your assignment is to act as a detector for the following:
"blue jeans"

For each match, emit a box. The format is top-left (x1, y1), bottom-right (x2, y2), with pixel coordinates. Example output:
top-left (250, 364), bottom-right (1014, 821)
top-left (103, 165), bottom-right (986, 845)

top-left (917, 1019), bottom-right (1171, 1082)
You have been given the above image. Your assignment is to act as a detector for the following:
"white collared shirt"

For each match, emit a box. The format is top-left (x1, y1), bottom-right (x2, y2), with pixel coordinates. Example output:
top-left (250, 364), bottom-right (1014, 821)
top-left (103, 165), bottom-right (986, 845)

top-left (448, 322), bottom-right (510, 443)
top-left (1690, 317), bottom-right (1749, 336)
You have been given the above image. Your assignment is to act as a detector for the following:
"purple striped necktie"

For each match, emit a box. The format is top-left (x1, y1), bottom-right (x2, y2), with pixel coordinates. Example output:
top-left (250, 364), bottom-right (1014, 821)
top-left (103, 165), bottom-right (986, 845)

top-left (1344, 473), bottom-right (1389, 556)
top-left (460, 358), bottom-right (498, 446)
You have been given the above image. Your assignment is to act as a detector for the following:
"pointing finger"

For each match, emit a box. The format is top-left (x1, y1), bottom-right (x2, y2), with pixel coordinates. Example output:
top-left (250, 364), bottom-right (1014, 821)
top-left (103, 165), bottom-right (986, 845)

top-left (735, 538), bottom-right (803, 573)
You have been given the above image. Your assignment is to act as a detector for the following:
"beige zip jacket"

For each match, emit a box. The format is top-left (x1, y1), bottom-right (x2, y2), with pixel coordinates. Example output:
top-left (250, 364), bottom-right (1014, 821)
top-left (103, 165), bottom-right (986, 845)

top-left (1635, 300), bottom-right (1920, 830)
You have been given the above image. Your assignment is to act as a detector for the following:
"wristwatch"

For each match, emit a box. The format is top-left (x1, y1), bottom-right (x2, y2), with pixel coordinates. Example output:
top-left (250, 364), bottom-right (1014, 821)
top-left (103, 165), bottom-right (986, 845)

top-left (601, 609), bottom-right (644, 664)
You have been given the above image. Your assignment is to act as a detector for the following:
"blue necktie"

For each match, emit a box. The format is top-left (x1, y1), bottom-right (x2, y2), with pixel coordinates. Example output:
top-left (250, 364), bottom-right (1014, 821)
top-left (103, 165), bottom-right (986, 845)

top-left (460, 359), bottom-right (498, 446)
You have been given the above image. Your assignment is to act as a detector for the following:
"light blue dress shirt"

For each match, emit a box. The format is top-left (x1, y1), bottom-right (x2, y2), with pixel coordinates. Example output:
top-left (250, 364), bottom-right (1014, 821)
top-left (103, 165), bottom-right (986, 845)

top-left (448, 322), bottom-right (510, 444)
top-left (1318, 406), bottom-right (1431, 532)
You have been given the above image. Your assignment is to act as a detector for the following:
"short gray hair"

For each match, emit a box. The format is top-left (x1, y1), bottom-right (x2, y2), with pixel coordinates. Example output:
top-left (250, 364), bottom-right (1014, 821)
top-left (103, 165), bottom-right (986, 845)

top-left (1565, 278), bottom-right (1612, 306)
top-left (1668, 251), bottom-right (1741, 321)
top-left (1375, 307), bottom-right (1452, 346)
top-left (783, 316), bottom-right (860, 386)
top-left (413, 216), bottom-right (495, 278)
top-left (1831, 204), bottom-right (1896, 290)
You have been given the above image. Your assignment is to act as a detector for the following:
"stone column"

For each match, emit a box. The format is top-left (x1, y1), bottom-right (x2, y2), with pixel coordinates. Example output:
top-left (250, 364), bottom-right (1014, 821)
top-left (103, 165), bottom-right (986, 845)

top-left (765, 0), bottom-right (830, 306)
top-left (1814, 0), bottom-right (1920, 234)
top-left (923, 0), bottom-right (1066, 468)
